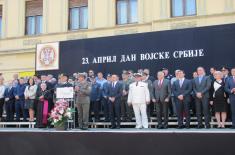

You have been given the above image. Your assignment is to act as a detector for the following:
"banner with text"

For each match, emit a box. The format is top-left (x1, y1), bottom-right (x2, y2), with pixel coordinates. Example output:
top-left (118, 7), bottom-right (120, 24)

top-left (36, 24), bottom-right (235, 77)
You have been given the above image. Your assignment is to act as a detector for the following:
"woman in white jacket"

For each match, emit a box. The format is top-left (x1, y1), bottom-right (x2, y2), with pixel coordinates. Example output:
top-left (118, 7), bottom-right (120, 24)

top-left (128, 73), bottom-right (150, 129)
top-left (24, 77), bottom-right (37, 122)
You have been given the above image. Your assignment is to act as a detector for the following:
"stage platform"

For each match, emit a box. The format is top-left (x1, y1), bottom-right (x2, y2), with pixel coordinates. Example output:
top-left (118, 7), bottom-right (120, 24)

top-left (0, 128), bottom-right (235, 155)
top-left (1, 128), bottom-right (235, 133)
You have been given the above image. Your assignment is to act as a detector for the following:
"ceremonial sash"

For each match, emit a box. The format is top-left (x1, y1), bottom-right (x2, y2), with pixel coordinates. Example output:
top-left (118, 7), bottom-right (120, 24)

top-left (42, 99), bottom-right (49, 125)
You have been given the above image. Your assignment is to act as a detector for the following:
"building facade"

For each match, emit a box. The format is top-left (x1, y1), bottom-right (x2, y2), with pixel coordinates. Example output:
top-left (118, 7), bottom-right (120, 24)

top-left (0, 0), bottom-right (234, 79)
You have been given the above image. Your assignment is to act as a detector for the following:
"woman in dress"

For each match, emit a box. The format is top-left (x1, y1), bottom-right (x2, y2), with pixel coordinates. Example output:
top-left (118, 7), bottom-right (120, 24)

top-left (36, 83), bottom-right (52, 128)
top-left (24, 77), bottom-right (37, 122)
top-left (210, 71), bottom-right (227, 128)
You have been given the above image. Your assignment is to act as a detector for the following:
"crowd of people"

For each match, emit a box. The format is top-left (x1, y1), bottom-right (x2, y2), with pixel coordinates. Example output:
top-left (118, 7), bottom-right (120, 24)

top-left (0, 66), bottom-right (235, 130)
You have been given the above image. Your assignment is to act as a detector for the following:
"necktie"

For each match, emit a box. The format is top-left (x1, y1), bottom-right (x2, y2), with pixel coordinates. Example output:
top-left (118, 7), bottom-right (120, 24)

top-left (233, 77), bottom-right (235, 83)
top-left (112, 82), bottom-right (115, 88)
top-left (158, 80), bottom-right (162, 87)
top-left (136, 82), bottom-right (138, 86)
top-left (199, 76), bottom-right (202, 84)
top-left (180, 80), bottom-right (183, 88)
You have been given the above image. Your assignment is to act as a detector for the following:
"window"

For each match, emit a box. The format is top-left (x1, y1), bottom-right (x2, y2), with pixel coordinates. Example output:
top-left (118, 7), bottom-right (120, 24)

top-left (0, 5), bottom-right (2, 38)
top-left (116, 0), bottom-right (138, 25)
top-left (171, 0), bottom-right (196, 17)
top-left (25, 0), bottom-right (43, 35)
top-left (69, 0), bottom-right (88, 30)
top-left (26, 16), bottom-right (42, 35)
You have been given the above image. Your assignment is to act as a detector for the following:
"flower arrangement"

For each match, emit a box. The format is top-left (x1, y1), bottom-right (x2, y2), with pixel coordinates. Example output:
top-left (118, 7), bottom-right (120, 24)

top-left (48, 99), bottom-right (75, 128)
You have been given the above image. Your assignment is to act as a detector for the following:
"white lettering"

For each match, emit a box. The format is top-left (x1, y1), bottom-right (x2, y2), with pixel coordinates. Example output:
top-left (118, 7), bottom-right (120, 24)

top-left (173, 49), bottom-right (205, 58)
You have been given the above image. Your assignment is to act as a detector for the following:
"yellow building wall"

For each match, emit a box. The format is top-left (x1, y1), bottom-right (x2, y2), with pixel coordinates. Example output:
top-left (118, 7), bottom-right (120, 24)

top-left (44, 0), bottom-right (68, 33)
top-left (0, 52), bottom-right (35, 80)
top-left (0, 0), bottom-right (234, 80)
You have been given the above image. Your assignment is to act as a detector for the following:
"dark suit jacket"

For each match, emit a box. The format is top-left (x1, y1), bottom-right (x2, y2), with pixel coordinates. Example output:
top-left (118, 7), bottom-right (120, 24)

top-left (193, 76), bottom-right (211, 98)
top-left (153, 79), bottom-right (171, 102)
top-left (14, 84), bottom-right (26, 100)
top-left (225, 76), bottom-right (235, 100)
top-left (143, 79), bottom-right (154, 100)
top-left (107, 81), bottom-right (123, 100)
top-left (4, 87), bottom-right (15, 101)
top-left (172, 79), bottom-right (192, 102)
top-left (148, 76), bottom-right (155, 83)
top-left (223, 76), bottom-right (230, 84)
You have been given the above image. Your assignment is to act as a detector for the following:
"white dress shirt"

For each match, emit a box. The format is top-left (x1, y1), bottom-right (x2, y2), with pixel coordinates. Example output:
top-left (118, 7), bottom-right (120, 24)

top-left (0, 85), bottom-right (6, 99)
top-left (179, 78), bottom-right (185, 87)
top-left (112, 81), bottom-right (117, 87)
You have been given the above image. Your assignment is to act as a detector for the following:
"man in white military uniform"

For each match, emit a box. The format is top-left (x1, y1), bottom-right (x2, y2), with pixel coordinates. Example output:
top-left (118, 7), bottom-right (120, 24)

top-left (128, 73), bottom-right (150, 129)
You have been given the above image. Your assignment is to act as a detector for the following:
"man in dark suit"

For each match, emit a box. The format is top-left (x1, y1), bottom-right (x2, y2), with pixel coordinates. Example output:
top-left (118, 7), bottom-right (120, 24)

top-left (14, 78), bottom-right (27, 121)
top-left (222, 67), bottom-right (230, 83)
top-left (221, 67), bottom-right (231, 120)
top-left (209, 67), bottom-right (216, 81)
top-left (142, 72), bottom-right (154, 120)
top-left (4, 80), bottom-right (15, 122)
top-left (152, 71), bottom-right (171, 129)
top-left (102, 74), bottom-right (112, 122)
top-left (172, 70), bottom-right (192, 128)
top-left (225, 67), bottom-right (235, 128)
top-left (193, 67), bottom-right (212, 128)
top-left (107, 74), bottom-right (123, 129)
